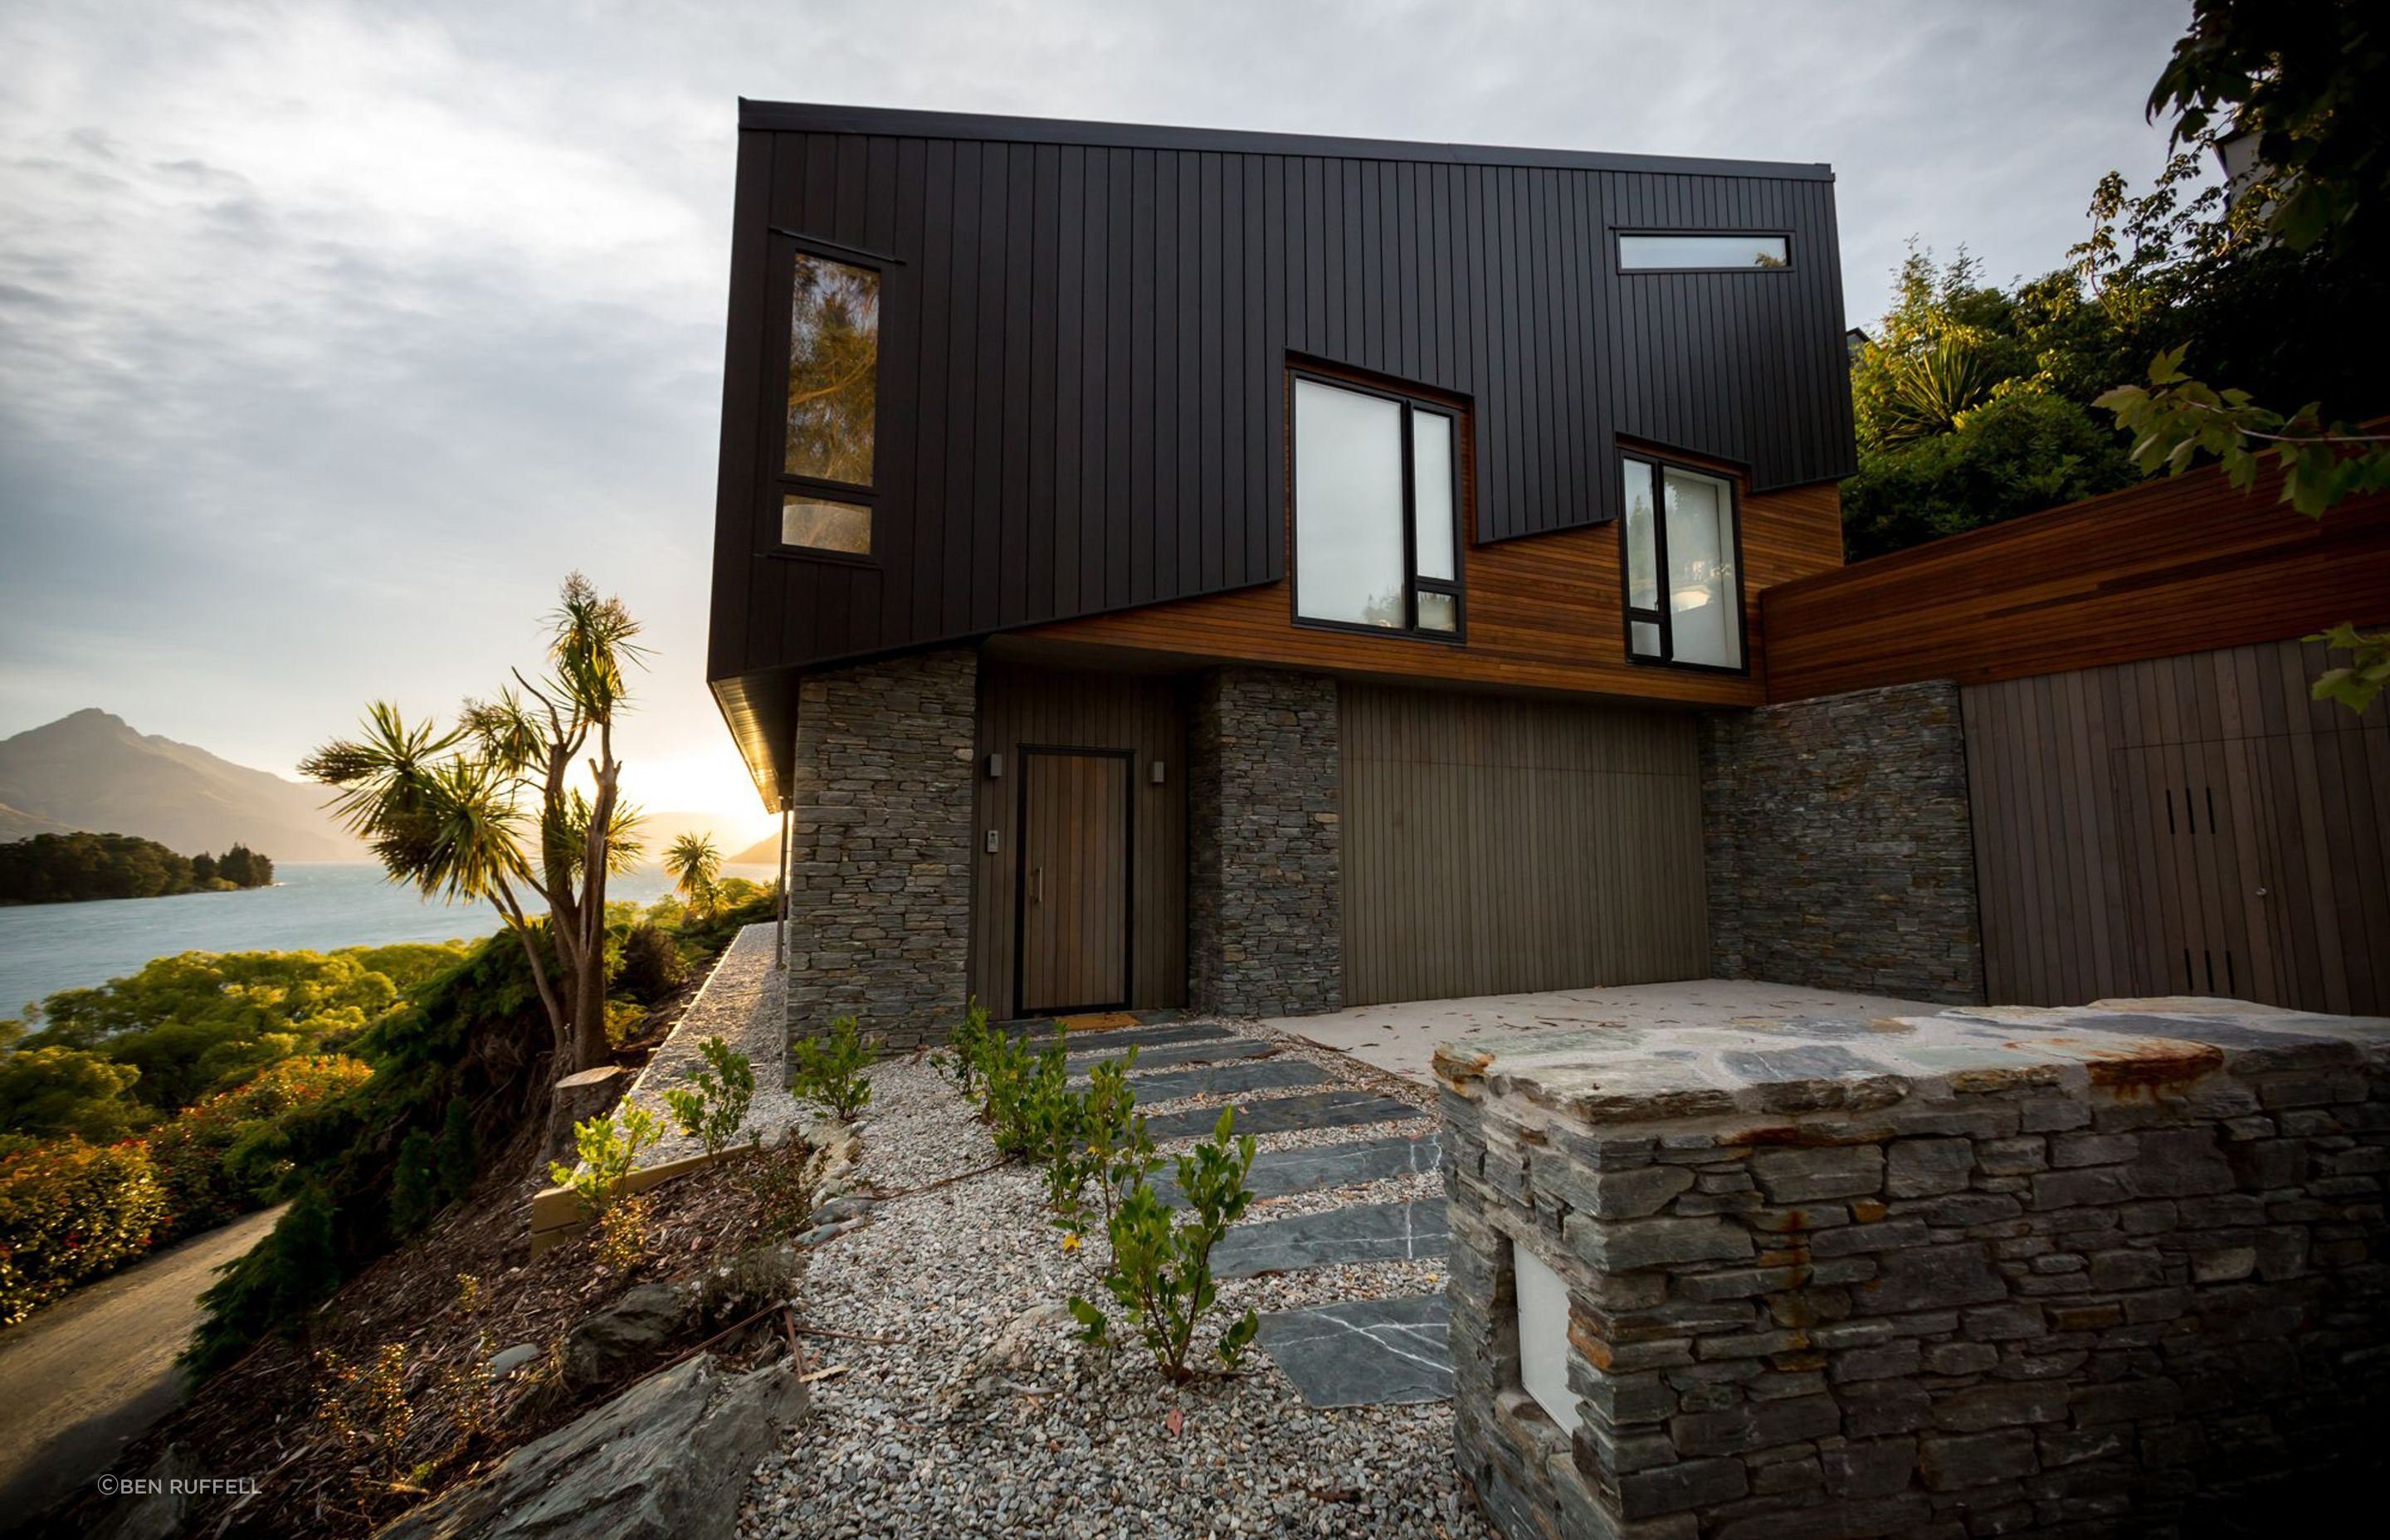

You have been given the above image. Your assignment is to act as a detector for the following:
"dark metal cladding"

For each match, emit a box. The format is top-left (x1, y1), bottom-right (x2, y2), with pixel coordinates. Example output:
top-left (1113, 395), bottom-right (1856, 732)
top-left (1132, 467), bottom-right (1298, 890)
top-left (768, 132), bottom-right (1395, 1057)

top-left (709, 103), bottom-right (1856, 790)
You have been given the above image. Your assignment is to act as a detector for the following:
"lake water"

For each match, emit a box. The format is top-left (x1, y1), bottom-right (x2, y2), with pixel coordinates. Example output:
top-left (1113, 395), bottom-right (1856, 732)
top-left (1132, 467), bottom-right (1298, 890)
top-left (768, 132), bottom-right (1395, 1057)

top-left (0, 861), bottom-right (779, 1016)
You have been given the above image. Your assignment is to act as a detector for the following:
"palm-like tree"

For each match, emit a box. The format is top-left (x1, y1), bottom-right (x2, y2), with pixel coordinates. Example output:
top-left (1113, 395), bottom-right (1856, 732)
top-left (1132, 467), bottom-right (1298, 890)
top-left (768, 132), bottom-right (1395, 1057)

top-left (665, 833), bottom-right (722, 918)
top-left (303, 574), bottom-right (646, 1078)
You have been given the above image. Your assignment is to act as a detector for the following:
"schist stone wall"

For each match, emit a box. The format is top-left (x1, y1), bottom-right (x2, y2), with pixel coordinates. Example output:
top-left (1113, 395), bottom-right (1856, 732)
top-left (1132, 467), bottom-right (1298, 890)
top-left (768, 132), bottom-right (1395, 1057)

top-left (1437, 999), bottom-right (2389, 1540)
top-left (1187, 666), bottom-right (1344, 1018)
top-left (785, 649), bottom-right (976, 1050)
top-left (1700, 680), bottom-right (1984, 1006)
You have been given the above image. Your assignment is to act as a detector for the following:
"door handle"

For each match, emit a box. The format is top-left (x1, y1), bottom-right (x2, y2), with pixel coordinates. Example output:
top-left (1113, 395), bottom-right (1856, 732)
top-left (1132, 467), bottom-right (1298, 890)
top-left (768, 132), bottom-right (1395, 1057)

top-left (1032, 866), bottom-right (1044, 904)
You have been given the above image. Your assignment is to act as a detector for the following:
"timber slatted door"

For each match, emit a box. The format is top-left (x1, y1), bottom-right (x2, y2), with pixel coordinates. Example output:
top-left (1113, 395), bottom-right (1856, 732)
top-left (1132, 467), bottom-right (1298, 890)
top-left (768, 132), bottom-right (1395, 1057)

top-left (2109, 743), bottom-right (2278, 1002)
top-left (1341, 684), bottom-right (1707, 1006)
top-left (1016, 750), bottom-right (1133, 1015)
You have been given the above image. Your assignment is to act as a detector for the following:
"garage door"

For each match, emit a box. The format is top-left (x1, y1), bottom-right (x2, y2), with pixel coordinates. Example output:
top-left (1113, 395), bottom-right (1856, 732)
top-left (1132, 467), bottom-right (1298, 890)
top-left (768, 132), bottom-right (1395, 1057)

top-left (1339, 683), bottom-right (1709, 1006)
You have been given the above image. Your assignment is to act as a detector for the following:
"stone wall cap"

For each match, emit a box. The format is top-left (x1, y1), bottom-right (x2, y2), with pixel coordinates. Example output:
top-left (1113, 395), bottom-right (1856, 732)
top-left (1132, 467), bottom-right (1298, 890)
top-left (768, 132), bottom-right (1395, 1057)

top-left (1436, 996), bottom-right (2390, 1128)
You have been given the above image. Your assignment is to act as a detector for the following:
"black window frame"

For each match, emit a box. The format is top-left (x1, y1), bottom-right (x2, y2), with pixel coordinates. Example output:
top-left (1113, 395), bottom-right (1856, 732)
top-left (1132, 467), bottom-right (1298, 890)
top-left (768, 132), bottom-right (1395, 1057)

top-left (1286, 367), bottom-right (1466, 644)
top-left (1619, 451), bottom-right (1750, 676)
top-left (768, 231), bottom-right (895, 568)
top-left (1613, 228), bottom-right (1794, 275)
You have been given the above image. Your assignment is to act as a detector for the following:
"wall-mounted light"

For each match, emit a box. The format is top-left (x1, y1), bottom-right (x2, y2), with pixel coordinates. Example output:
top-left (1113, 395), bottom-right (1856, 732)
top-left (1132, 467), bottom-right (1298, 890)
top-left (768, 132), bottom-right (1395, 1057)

top-left (1150, 760), bottom-right (1167, 785)
top-left (986, 752), bottom-right (1004, 779)
top-left (1513, 1240), bottom-right (1581, 1434)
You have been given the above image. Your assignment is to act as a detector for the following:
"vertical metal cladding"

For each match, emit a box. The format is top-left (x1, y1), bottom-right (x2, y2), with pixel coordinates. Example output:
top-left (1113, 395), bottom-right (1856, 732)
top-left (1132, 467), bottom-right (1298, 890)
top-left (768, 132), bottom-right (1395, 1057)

top-left (712, 105), bottom-right (1856, 686)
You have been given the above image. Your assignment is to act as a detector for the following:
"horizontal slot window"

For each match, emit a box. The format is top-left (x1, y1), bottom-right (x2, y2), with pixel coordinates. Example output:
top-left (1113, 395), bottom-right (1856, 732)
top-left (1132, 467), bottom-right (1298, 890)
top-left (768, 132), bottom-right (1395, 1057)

top-left (1618, 232), bottom-right (1789, 271)
top-left (781, 495), bottom-right (872, 556)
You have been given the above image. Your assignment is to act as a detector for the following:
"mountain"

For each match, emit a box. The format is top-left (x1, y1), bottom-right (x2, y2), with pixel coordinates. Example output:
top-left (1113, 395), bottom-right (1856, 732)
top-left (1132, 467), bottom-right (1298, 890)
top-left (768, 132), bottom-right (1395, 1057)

top-left (0, 709), bottom-right (362, 861)
top-left (632, 811), bottom-right (781, 869)
top-left (731, 832), bottom-right (781, 865)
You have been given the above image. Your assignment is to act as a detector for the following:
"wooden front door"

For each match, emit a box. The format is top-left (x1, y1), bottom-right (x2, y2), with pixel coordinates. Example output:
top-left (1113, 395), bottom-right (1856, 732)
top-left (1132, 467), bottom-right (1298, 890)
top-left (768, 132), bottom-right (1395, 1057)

top-left (2110, 742), bottom-right (2278, 1001)
top-left (1017, 749), bottom-right (1132, 1015)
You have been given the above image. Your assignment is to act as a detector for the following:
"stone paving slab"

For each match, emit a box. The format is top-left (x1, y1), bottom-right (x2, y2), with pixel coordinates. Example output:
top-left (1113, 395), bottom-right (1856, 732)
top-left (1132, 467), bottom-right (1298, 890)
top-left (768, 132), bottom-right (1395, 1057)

top-left (1068, 1038), bottom-right (1276, 1078)
top-left (1154, 1132), bottom-right (1445, 1206)
top-left (1256, 1294), bottom-right (1452, 1407)
top-left (1144, 1089), bottom-right (1426, 1142)
top-left (1024, 1021), bottom-right (1234, 1053)
top-left (1121, 1058), bottom-right (1328, 1105)
top-left (1212, 1198), bottom-right (1450, 1279)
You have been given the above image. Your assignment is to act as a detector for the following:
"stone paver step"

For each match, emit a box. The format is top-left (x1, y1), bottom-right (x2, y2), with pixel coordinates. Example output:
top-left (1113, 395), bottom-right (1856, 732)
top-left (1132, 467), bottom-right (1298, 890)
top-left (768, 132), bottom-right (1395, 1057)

top-left (1211, 1197), bottom-right (1450, 1279)
top-left (1144, 1089), bottom-right (1424, 1142)
top-left (1022, 1021), bottom-right (1234, 1053)
top-left (1069, 1037), bottom-right (1275, 1075)
top-left (1154, 1132), bottom-right (1444, 1206)
top-left (1256, 1294), bottom-right (1451, 1407)
top-left (1122, 1059), bottom-right (1328, 1104)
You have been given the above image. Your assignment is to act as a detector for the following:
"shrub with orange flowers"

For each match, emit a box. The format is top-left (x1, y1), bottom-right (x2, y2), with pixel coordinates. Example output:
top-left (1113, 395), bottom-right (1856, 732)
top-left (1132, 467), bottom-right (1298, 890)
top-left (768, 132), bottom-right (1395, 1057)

top-left (0, 1136), bottom-right (167, 1326)
top-left (147, 1055), bottom-right (373, 1243)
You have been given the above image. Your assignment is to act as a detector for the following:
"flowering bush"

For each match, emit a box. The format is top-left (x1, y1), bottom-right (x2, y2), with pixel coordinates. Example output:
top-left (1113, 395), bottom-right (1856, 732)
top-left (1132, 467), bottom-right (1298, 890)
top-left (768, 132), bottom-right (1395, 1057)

top-left (0, 1136), bottom-right (168, 1325)
top-left (147, 1055), bottom-right (373, 1241)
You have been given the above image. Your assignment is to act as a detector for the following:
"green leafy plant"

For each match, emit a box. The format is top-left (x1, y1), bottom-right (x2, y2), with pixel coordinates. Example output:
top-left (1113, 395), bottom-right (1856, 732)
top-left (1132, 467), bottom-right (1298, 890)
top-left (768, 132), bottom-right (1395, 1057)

top-left (1068, 1106), bottom-right (1261, 1381)
top-left (1046, 1051), bottom-right (1154, 1231)
top-left (595, 1192), bottom-right (651, 1274)
top-left (547, 1105), bottom-right (663, 1214)
top-left (390, 1128), bottom-right (441, 1236)
top-left (663, 1036), bottom-right (757, 1156)
top-left (930, 997), bottom-right (998, 1100)
top-left (790, 1017), bottom-right (876, 1122)
top-left (434, 1094), bottom-right (478, 1200)
top-left (978, 1030), bottom-right (1072, 1161)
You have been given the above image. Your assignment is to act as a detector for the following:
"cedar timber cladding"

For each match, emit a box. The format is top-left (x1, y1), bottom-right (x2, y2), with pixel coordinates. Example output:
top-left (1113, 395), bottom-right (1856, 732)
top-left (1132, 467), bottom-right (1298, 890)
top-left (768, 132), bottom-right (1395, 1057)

top-left (709, 103), bottom-right (1856, 789)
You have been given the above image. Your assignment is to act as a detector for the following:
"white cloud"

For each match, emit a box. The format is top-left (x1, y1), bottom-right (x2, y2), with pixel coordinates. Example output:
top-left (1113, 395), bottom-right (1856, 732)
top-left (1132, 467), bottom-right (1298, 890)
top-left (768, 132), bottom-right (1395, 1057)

top-left (1, 0), bottom-right (2192, 814)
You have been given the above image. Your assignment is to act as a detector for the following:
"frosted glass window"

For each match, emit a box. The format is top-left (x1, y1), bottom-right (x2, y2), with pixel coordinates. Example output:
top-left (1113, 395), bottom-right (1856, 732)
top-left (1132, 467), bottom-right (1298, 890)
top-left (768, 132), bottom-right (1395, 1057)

top-left (1412, 412), bottom-right (1457, 582)
top-left (1630, 620), bottom-right (1662, 657)
top-left (1513, 1241), bottom-right (1580, 1433)
top-left (1622, 460), bottom-right (1658, 612)
top-left (782, 495), bottom-right (871, 555)
top-left (1295, 378), bottom-right (1409, 629)
top-left (1417, 591), bottom-right (1457, 632)
top-left (1664, 469), bottom-right (1739, 668)
top-left (1618, 233), bottom-right (1789, 271)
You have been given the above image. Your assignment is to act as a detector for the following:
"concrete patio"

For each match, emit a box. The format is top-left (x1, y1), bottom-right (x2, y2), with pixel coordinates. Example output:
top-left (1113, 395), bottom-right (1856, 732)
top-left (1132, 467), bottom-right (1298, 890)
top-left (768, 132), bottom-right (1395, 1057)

top-left (1269, 978), bottom-right (1949, 1085)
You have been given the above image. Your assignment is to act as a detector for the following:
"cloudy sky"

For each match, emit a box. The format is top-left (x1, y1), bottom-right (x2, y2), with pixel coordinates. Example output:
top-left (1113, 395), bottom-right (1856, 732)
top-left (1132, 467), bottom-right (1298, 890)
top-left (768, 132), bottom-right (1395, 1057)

top-left (1, 0), bottom-right (2193, 829)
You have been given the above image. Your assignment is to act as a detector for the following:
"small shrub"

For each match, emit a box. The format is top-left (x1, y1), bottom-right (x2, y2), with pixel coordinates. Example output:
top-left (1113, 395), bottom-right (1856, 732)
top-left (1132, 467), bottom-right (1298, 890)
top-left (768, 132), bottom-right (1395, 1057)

top-left (739, 1139), bottom-right (823, 1239)
top-left (315, 1341), bottom-right (412, 1480)
top-left (1045, 1050), bottom-right (1153, 1226)
top-left (547, 1105), bottom-right (663, 1215)
top-left (1070, 1106), bottom-right (1261, 1380)
top-left (454, 1271), bottom-right (482, 1315)
top-left (615, 921), bottom-right (689, 1006)
top-left (0, 1137), bottom-right (168, 1325)
top-left (439, 1331), bottom-right (499, 1445)
top-left (603, 999), bottom-right (646, 1047)
top-left (790, 1017), bottom-right (876, 1122)
top-left (662, 1036), bottom-right (756, 1156)
top-left (931, 997), bottom-right (998, 1099)
top-left (594, 1192), bottom-right (651, 1274)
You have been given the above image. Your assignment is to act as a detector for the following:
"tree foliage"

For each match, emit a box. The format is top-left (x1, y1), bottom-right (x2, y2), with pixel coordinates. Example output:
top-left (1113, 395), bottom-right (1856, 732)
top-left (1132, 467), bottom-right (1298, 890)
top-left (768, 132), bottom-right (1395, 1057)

top-left (303, 573), bottom-right (648, 1080)
top-left (0, 832), bottom-right (273, 904)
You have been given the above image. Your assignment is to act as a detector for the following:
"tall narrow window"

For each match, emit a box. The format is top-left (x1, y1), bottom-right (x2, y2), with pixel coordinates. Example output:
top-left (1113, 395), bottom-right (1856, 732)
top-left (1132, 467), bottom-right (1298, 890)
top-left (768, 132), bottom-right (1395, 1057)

top-left (778, 246), bottom-right (881, 557)
top-left (1622, 455), bottom-right (1743, 670)
top-left (1292, 373), bottom-right (1463, 637)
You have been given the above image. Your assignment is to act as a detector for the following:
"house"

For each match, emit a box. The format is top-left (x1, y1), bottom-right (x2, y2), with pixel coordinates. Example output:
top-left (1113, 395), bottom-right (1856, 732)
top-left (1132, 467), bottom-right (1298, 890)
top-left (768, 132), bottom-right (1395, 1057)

top-left (705, 102), bottom-right (2390, 1045)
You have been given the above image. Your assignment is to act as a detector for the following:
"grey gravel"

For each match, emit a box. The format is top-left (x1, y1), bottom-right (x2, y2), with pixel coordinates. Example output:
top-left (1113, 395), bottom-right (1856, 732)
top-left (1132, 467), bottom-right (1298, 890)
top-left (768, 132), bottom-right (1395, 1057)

top-left (617, 924), bottom-right (801, 1167)
top-left (738, 1024), bottom-right (1485, 1539)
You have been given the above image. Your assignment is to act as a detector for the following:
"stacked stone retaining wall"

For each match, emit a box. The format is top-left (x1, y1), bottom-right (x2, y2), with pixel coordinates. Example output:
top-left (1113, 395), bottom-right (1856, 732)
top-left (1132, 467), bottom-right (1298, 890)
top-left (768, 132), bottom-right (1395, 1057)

top-left (1440, 1000), bottom-right (2390, 1538)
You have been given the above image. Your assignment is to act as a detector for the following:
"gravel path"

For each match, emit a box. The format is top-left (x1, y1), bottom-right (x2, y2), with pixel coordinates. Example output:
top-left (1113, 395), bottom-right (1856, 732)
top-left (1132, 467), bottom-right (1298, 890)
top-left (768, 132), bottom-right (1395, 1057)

top-left (740, 1022), bottom-right (1487, 1540)
top-left (619, 924), bottom-right (800, 1166)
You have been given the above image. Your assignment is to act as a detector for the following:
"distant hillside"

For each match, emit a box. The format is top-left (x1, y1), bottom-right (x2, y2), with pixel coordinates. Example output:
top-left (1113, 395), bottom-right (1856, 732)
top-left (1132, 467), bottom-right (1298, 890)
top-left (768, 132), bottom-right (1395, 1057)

top-left (0, 709), bottom-right (361, 862)
top-left (731, 832), bottom-right (780, 865)
top-left (631, 811), bottom-right (780, 868)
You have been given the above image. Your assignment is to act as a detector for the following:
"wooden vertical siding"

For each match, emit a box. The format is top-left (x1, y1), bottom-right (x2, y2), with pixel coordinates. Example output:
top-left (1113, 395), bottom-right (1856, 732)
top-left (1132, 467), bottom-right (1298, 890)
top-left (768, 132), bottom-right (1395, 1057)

top-left (1963, 637), bottom-right (2390, 1013)
top-left (970, 663), bottom-right (1188, 1015)
top-left (1339, 683), bottom-right (1708, 1006)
